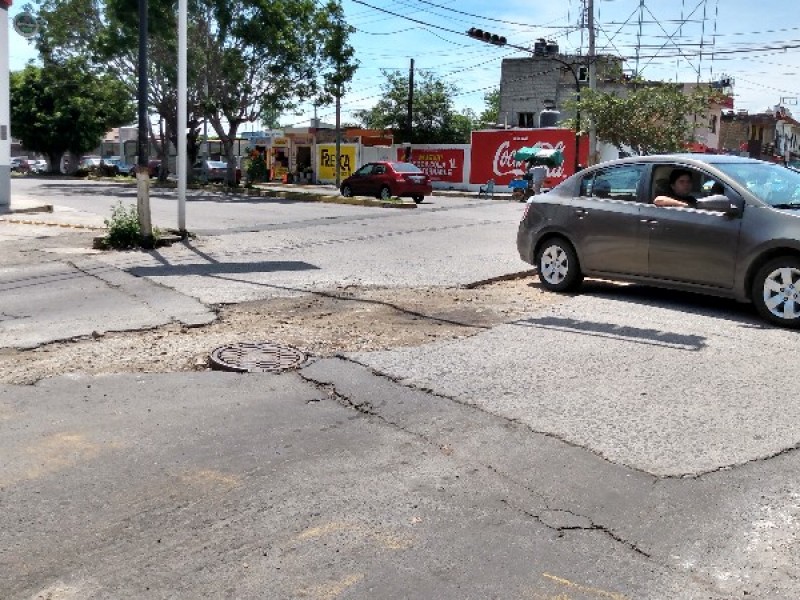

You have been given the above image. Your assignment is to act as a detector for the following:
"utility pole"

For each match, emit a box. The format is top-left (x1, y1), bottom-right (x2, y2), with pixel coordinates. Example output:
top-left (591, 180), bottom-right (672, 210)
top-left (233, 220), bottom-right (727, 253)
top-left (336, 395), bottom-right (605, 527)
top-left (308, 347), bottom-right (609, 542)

top-left (335, 84), bottom-right (341, 187)
top-left (406, 58), bottom-right (414, 160)
top-left (587, 0), bottom-right (597, 166)
top-left (136, 0), bottom-right (153, 246)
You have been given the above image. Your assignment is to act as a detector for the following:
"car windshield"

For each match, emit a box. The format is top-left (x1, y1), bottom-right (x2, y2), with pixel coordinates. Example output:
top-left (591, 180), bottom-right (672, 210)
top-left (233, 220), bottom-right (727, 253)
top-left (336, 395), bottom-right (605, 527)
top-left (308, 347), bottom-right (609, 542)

top-left (391, 163), bottom-right (423, 173)
top-left (715, 162), bottom-right (800, 206)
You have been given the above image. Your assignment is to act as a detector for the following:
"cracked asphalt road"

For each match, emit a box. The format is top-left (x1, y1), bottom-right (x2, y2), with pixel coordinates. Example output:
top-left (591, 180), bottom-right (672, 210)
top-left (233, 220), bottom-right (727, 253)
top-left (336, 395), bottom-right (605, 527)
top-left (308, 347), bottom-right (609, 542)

top-left (3, 181), bottom-right (799, 599)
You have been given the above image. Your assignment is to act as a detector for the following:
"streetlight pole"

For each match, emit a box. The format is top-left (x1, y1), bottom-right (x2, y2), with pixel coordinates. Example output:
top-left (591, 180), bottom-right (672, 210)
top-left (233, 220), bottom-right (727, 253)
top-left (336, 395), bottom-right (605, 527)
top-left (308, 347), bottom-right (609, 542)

top-left (546, 54), bottom-right (582, 174)
top-left (466, 28), bottom-right (583, 174)
top-left (0, 2), bottom-right (10, 210)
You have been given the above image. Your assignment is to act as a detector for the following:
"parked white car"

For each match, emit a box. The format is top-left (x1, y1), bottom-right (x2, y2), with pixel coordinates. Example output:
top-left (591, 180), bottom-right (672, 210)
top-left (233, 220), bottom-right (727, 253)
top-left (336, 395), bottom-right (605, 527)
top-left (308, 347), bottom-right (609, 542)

top-left (30, 159), bottom-right (48, 173)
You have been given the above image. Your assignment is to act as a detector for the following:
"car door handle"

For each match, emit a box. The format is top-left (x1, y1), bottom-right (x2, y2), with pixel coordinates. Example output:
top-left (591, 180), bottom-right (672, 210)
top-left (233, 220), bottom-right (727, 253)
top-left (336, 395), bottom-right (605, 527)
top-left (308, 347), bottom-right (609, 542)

top-left (640, 218), bottom-right (658, 225)
top-left (574, 208), bottom-right (588, 217)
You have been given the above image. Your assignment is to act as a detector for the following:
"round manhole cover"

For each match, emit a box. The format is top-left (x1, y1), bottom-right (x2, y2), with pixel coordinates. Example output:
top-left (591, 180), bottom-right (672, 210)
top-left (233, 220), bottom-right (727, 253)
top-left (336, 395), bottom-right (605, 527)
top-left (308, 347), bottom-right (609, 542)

top-left (209, 341), bottom-right (307, 373)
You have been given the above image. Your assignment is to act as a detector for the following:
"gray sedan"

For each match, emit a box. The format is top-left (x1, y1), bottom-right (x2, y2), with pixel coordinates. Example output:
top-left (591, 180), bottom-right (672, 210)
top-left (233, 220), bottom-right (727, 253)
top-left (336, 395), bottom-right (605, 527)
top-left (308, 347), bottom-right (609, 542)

top-left (517, 154), bottom-right (800, 328)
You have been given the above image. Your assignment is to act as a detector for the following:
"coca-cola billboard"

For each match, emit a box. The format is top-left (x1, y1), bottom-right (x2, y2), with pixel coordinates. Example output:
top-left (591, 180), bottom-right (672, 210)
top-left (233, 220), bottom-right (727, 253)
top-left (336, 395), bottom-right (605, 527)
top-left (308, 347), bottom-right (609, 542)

top-left (470, 129), bottom-right (588, 187)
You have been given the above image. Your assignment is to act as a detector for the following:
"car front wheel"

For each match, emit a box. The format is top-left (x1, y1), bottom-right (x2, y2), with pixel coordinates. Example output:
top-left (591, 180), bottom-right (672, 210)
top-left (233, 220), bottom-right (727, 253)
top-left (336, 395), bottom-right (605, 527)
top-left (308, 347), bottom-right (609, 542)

top-left (752, 257), bottom-right (800, 328)
top-left (413, 195), bottom-right (424, 204)
top-left (378, 186), bottom-right (392, 200)
top-left (536, 238), bottom-right (583, 292)
top-left (341, 185), bottom-right (353, 197)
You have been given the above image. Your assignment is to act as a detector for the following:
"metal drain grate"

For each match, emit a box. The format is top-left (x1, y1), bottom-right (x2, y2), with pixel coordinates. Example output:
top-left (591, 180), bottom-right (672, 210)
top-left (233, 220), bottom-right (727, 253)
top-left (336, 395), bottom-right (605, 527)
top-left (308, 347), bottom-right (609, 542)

top-left (209, 341), bottom-right (307, 373)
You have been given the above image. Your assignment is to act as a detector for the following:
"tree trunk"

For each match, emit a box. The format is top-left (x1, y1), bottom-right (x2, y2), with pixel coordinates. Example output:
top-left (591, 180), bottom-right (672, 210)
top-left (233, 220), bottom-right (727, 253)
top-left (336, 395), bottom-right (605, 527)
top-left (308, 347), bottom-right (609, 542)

top-left (47, 152), bottom-right (62, 175)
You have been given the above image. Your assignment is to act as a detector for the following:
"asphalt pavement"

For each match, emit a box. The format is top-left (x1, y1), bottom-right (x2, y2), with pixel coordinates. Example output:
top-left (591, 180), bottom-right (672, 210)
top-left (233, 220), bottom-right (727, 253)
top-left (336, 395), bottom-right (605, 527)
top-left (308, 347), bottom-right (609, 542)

top-left (2, 178), bottom-right (799, 599)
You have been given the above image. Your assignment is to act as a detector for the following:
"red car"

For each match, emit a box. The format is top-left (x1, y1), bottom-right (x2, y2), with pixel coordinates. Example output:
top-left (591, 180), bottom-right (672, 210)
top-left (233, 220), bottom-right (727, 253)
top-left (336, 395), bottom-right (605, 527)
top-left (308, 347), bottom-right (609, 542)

top-left (340, 161), bottom-right (432, 203)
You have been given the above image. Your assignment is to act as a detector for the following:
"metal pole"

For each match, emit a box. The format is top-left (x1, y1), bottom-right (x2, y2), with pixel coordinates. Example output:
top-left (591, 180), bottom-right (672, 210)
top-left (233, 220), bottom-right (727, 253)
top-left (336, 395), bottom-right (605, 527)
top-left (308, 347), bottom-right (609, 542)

top-left (0, 5), bottom-right (10, 209)
top-left (177, 0), bottom-right (187, 234)
top-left (335, 86), bottom-right (341, 187)
top-left (406, 58), bottom-right (414, 149)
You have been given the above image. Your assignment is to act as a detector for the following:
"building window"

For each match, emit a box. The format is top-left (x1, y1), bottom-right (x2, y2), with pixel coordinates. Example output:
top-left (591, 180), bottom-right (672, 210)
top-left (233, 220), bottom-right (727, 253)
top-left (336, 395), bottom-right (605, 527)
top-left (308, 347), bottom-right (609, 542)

top-left (518, 112), bottom-right (535, 128)
top-left (709, 115), bottom-right (717, 134)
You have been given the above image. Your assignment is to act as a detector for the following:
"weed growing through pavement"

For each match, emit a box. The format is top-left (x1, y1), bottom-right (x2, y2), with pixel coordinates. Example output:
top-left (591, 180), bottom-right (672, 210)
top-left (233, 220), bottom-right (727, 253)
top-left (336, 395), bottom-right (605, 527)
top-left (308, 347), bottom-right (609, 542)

top-left (101, 201), bottom-right (160, 249)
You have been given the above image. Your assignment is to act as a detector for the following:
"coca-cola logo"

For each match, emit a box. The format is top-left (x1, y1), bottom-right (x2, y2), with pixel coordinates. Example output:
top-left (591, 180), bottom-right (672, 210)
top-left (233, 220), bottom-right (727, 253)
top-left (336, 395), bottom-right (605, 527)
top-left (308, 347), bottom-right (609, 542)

top-left (491, 140), bottom-right (567, 179)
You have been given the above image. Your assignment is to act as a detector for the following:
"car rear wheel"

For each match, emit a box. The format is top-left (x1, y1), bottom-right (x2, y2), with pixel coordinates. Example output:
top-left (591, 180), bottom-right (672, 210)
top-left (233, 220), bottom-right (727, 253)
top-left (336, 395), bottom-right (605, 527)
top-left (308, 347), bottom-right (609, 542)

top-left (752, 257), bottom-right (800, 328)
top-left (341, 185), bottom-right (353, 197)
top-left (413, 195), bottom-right (424, 204)
top-left (378, 186), bottom-right (392, 201)
top-left (536, 238), bottom-right (583, 292)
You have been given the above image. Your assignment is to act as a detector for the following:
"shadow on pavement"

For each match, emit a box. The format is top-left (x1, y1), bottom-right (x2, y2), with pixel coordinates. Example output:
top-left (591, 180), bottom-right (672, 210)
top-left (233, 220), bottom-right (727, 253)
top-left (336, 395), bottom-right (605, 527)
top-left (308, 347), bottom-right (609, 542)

top-left (515, 315), bottom-right (708, 351)
top-left (578, 279), bottom-right (767, 329)
top-left (128, 260), bottom-right (319, 277)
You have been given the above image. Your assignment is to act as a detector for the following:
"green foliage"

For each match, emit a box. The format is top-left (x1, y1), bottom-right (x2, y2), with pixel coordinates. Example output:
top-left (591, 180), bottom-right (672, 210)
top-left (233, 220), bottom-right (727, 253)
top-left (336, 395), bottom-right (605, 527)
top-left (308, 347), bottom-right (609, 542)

top-left (195, 0), bottom-right (358, 172)
top-left (246, 153), bottom-right (269, 183)
top-left (314, 1), bottom-right (358, 104)
top-left (101, 202), bottom-right (156, 249)
top-left (563, 83), bottom-right (723, 155)
top-left (10, 60), bottom-right (135, 168)
top-left (31, 0), bottom-right (357, 184)
top-left (353, 70), bottom-right (470, 143)
top-left (476, 88), bottom-right (500, 130)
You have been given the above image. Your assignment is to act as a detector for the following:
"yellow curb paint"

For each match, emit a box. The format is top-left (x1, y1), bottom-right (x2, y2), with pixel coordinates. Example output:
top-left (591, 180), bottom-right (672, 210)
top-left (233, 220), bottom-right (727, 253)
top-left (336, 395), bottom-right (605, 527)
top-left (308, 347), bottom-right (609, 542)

top-left (0, 218), bottom-right (102, 231)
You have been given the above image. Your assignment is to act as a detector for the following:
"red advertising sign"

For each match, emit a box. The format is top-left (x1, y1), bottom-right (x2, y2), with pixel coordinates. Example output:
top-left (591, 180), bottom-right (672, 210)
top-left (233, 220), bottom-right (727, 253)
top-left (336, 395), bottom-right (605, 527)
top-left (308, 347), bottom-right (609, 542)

top-left (469, 129), bottom-right (588, 187)
top-left (397, 148), bottom-right (464, 183)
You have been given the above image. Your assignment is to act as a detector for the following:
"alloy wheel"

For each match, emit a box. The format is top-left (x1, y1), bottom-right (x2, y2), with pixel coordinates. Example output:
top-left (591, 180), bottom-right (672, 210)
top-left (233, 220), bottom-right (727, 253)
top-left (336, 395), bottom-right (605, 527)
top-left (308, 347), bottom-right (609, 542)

top-left (540, 244), bottom-right (569, 285)
top-left (761, 266), bottom-right (800, 321)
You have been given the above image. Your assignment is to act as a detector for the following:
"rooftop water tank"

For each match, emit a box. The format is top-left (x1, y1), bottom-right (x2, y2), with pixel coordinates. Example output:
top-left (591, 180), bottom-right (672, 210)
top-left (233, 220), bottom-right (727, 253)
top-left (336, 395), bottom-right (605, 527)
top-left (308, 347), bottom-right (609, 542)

top-left (539, 109), bottom-right (561, 128)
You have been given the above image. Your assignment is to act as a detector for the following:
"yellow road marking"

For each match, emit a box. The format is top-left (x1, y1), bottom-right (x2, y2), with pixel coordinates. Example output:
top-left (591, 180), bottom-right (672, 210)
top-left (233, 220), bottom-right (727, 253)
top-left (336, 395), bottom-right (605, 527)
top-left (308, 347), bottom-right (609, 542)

top-left (178, 469), bottom-right (240, 489)
top-left (297, 573), bottom-right (365, 600)
top-left (0, 432), bottom-right (105, 487)
top-left (542, 573), bottom-right (629, 600)
top-left (295, 521), bottom-right (413, 550)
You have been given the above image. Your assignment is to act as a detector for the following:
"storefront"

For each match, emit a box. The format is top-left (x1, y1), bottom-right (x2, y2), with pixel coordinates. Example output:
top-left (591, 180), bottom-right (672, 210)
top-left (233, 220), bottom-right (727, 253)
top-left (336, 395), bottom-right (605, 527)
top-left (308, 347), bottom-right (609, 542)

top-left (269, 137), bottom-right (290, 181)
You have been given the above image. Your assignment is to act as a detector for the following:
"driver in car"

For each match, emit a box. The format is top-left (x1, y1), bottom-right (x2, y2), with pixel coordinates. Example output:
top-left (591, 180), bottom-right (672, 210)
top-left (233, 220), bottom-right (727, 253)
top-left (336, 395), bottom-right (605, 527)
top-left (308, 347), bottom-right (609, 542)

top-left (653, 168), bottom-right (697, 208)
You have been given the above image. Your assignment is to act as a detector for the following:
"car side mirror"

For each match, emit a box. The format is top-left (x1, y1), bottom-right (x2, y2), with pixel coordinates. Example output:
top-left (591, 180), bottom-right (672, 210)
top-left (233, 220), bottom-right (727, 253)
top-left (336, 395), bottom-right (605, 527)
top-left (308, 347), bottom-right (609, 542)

top-left (696, 194), bottom-right (744, 216)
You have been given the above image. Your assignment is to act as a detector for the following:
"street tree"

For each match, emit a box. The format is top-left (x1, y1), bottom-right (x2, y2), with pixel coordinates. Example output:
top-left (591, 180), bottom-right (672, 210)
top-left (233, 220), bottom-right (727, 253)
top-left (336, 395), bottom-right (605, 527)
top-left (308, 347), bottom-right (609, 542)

top-left (10, 59), bottom-right (135, 172)
top-left (31, 0), bottom-right (200, 177)
top-left (190, 0), bottom-right (358, 183)
top-left (353, 71), bottom-right (470, 144)
top-left (563, 83), bottom-right (722, 155)
top-left (29, 0), bottom-right (357, 185)
top-left (475, 88), bottom-right (500, 130)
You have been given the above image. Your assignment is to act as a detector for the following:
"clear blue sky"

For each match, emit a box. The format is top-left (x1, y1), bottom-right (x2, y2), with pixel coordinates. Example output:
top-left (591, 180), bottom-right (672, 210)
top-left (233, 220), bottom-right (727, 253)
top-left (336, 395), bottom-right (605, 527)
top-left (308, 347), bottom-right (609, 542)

top-left (8, 0), bottom-right (800, 128)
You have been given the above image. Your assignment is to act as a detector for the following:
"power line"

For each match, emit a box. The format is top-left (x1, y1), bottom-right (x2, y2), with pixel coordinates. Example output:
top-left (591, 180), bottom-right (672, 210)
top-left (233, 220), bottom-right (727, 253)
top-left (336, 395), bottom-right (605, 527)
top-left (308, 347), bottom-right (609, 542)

top-left (404, 0), bottom-right (576, 30)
